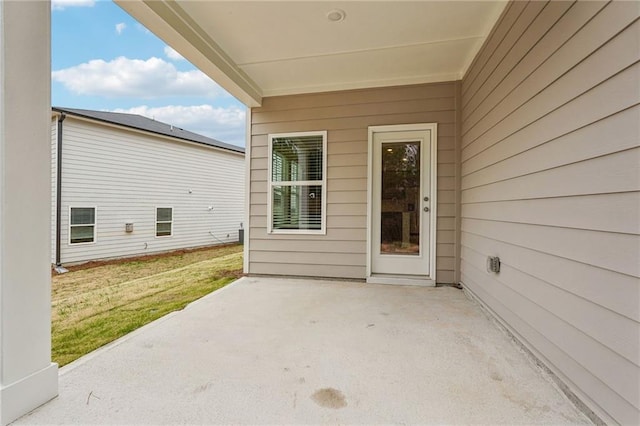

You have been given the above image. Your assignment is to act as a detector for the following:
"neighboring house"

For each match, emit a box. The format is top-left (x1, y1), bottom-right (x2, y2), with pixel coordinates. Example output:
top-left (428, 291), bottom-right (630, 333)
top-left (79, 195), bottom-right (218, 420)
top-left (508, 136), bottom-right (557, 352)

top-left (0, 2), bottom-right (638, 426)
top-left (51, 107), bottom-right (245, 266)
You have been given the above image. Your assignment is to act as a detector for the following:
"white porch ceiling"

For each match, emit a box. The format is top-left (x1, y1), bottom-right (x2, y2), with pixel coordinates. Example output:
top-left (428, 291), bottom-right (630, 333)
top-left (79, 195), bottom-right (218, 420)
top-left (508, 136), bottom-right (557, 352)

top-left (116, 1), bottom-right (508, 107)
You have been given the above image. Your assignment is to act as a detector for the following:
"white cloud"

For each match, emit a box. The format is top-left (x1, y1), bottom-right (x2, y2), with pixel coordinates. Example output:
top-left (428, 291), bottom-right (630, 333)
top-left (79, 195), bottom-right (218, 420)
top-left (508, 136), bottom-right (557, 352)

top-left (164, 46), bottom-right (185, 61)
top-left (112, 105), bottom-right (246, 147)
top-left (115, 23), bottom-right (127, 35)
top-left (52, 0), bottom-right (95, 10)
top-left (52, 57), bottom-right (226, 99)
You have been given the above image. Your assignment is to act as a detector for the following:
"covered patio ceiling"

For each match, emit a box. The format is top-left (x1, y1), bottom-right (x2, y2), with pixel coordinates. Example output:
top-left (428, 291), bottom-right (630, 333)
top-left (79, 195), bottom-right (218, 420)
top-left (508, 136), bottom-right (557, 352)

top-left (115, 1), bottom-right (507, 106)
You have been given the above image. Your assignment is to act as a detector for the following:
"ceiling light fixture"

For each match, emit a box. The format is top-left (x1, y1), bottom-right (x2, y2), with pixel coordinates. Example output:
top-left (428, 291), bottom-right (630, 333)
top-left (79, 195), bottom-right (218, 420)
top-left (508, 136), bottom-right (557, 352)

top-left (326, 9), bottom-right (346, 23)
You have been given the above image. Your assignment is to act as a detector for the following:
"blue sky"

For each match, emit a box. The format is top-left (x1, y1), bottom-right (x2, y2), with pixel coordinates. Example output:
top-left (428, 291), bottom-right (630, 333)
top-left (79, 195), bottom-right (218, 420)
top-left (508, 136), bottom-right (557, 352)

top-left (51, 0), bottom-right (246, 147)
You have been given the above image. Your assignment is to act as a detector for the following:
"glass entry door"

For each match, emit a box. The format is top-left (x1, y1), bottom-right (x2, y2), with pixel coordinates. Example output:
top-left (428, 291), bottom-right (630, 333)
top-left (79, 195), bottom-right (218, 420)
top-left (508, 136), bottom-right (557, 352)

top-left (380, 140), bottom-right (421, 255)
top-left (371, 128), bottom-right (434, 278)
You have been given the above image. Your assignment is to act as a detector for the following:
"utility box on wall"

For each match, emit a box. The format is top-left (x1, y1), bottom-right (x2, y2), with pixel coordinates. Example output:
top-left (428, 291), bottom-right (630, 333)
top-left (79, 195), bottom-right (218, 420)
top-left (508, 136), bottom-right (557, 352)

top-left (125, 223), bottom-right (134, 233)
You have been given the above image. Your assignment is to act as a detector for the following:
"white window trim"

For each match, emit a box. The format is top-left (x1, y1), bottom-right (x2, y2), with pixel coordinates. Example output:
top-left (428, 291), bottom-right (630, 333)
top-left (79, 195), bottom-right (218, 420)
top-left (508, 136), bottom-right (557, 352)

top-left (68, 206), bottom-right (97, 245)
top-left (155, 206), bottom-right (173, 238)
top-left (267, 131), bottom-right (327, 235)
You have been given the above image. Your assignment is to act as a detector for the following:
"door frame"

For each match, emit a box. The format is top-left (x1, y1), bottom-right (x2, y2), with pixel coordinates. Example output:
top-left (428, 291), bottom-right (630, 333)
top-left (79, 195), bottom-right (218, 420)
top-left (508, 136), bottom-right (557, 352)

top-left (366, 123), bottom-right (438, 285)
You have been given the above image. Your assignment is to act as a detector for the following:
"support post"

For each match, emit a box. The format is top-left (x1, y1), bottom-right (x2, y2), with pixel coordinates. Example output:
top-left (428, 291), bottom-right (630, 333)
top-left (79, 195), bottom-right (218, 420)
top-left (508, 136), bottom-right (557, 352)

top-left (0, 2), bottom-right (59, 424)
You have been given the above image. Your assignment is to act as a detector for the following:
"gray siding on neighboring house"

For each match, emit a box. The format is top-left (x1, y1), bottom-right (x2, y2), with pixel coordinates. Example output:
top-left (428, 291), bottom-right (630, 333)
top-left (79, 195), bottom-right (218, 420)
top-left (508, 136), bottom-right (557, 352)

top-left (249, 82), bottom-right (460, 281)
top-left (460, 1), bottom-right (639, 424)
top-left (51, 116), bottom-right (245, 264)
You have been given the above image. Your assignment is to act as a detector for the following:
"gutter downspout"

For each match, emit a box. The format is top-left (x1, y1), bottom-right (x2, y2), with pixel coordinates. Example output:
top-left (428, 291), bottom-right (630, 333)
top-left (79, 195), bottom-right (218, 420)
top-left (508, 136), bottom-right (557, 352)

top-left (54, 113), bottom-right (68, 273)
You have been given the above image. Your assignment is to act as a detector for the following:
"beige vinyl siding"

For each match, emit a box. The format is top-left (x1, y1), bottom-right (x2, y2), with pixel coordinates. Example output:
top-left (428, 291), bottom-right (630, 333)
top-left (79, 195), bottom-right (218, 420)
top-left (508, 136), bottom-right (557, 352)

top-left (53, 117), bottom-right (244, 264)
top-left (249, 82), bottom-right (459, 281)
top-left (460, 1), bottom-right (640, 424)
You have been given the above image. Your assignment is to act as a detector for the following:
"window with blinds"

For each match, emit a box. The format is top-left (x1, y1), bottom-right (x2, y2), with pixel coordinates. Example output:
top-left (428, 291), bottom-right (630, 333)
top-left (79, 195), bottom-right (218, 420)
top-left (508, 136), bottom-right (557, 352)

top-left (268, 131), bottom-right (327, 234)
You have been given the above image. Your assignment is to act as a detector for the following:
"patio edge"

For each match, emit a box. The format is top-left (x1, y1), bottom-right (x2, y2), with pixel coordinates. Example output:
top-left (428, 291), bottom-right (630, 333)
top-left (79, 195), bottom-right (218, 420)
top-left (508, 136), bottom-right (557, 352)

top-left (462, 284), bottom-right (606, 426)
top-left (58, 276), bottom-right (247, 376)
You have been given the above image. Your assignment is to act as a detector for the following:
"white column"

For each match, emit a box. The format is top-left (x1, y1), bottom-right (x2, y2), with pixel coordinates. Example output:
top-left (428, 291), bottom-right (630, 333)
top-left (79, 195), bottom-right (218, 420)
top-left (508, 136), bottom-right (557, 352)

top-left (0, 1), bottom-right (58, 425)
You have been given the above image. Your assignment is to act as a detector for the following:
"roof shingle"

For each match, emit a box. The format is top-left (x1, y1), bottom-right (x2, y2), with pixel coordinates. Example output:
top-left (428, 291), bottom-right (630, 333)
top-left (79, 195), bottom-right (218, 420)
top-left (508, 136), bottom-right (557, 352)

top-left (53, 107), bottom-right (244, 154)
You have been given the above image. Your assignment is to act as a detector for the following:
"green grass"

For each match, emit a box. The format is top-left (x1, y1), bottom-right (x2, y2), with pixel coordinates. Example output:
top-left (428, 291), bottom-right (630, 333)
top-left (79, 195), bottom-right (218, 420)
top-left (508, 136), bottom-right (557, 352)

top-left (52, 244), bottom-right (243, 367)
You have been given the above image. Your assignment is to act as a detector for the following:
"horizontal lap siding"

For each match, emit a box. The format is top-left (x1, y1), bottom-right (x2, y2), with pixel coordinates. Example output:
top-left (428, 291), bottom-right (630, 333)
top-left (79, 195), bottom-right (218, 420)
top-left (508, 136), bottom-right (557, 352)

top-left (250, 83), bottom-right (458, 281)
top-left (55, 119), bottom-right (245, 264)
top-left (460, 1), bottom-right (640, 424)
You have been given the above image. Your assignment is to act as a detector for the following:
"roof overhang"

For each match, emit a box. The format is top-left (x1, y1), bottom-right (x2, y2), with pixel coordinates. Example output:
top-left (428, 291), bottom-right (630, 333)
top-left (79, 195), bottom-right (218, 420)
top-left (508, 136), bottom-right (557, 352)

top-left (115, 1), bottom-right (508, 107)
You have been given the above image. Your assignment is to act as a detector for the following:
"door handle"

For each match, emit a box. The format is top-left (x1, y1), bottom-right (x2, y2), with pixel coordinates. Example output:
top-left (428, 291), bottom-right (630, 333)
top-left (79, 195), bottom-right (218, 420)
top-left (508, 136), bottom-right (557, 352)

top-left (423, 207), bottom-right (429, 212)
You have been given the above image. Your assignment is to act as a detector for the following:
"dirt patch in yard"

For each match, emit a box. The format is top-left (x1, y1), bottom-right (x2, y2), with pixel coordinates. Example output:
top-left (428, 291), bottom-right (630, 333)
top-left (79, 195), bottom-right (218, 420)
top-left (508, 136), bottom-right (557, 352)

top-left (53, 243), bottom-right (241, 274)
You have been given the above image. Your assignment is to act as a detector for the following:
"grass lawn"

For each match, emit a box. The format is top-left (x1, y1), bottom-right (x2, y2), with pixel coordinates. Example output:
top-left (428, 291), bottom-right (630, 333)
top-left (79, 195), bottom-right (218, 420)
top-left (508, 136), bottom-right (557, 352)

top-left (52, 244), bottom-right (243, 367)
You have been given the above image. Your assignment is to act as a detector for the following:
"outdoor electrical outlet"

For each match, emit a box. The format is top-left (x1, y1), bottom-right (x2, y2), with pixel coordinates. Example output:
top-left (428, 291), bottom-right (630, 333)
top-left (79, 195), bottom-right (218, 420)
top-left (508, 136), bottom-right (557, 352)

top-left (487, 256), bottom-right (501, 273)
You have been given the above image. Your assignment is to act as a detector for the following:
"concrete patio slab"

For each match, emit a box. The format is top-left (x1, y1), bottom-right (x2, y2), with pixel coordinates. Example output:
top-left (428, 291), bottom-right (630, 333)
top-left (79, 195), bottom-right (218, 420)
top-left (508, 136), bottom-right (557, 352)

top-left (15, 277), bottom-right (591, 425)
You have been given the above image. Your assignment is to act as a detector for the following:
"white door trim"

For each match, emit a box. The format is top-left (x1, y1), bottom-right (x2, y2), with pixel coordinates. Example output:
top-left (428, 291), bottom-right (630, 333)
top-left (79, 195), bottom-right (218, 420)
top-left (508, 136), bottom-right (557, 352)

top-left (366, 123), bottom-right (438, 285)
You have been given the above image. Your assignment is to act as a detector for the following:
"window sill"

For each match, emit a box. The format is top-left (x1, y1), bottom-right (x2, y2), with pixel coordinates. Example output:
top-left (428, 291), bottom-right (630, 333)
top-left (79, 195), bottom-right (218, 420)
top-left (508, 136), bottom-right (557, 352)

top-left (269, 229), bottom-right (326, 236)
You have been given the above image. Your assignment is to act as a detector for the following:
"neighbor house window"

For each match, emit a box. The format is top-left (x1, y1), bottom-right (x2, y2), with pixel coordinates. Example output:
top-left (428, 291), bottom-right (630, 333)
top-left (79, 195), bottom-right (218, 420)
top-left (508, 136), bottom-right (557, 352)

top-left (69, 207), bottom-right (96, 244)
top-left (268, 131), bottom-right (326, 234)
top-left (156, 207), bottom-right (173, 237)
